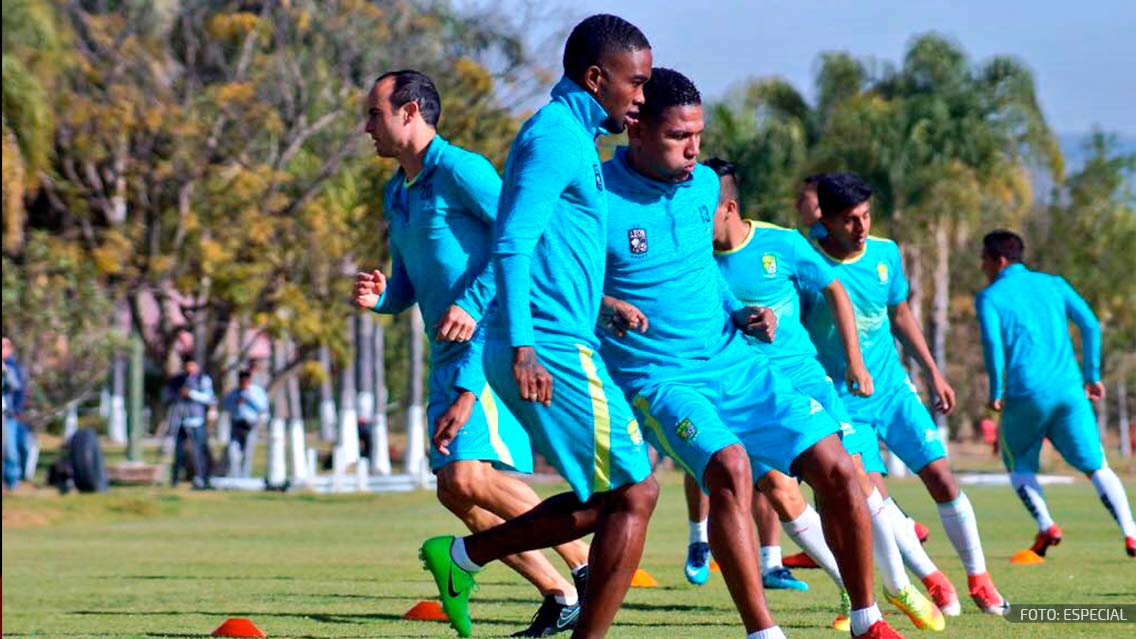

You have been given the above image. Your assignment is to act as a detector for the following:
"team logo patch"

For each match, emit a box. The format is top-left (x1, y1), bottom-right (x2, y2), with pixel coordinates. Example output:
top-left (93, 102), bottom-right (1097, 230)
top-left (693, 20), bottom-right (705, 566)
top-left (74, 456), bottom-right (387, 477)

top-left (924, 429), bottom-right (939, 443)
top-left (877, 262), bottom-right (889, 283)
top-left (675, 418), bottom-right (698, 442)
top-left (762, 254), bottom-right (778, 276)
top-left (809, 398), bottom-right (824, 415)
top-left (594, 164), bottom-right (604, 191)
top-left (628, 418), bottom-right (643, 446)
top-left (628, 228), bottom-right (648, 254)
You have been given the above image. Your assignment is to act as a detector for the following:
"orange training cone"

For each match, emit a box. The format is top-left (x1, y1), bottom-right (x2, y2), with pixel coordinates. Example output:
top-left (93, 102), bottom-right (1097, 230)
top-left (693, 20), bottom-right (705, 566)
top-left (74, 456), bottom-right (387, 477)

top-left (709, 559), bottom-right (721, 573)
top-left (404, 600), bottom-right (450, 621)
top-left (630, 568), bottom-right (659, 588)
top-left (211, 618), bottom-right (267, 638)
top-left (1010, 549), bottom-right (1045, 565)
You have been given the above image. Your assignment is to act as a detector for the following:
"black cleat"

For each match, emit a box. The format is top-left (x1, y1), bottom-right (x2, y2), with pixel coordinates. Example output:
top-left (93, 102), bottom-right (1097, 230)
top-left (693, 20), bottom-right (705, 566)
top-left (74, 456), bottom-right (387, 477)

top-left (511, 594), bottom-right (580, 637)
top-left (572, 565), bottom-right (589, 598)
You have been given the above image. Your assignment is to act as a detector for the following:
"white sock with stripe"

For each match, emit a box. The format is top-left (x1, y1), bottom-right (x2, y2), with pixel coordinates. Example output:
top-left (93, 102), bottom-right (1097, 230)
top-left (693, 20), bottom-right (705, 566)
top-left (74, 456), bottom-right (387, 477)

top-left (884, 497), bottom-right (938, 579)
top-left (867, 488), bottom-right (909, 593)
top-left (782, 504), bottom-right (844, 588)
top-left (1090, 468), bottom-right (1136, 537)
top-left (937, 492), bottom-right (988, 575)
top-left (1010, 472), bottom-right (1055, 532)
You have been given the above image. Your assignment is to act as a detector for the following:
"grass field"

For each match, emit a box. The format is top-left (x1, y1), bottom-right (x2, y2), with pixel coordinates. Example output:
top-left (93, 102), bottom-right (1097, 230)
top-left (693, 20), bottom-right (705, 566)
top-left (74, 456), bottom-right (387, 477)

top-left (3, 470), bottom-right (1134, 639)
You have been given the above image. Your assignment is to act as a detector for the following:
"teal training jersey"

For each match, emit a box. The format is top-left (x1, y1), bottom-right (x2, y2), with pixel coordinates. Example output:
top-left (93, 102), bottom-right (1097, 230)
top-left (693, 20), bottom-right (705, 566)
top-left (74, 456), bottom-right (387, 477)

top-left (598, 148), bottom-right (745, 387)
top-left (976, 263), bottom-right (1101, 401)
top-left (803, 236), bottom-right (908, 392)
top-left (374, 135), bottom-right (501, 392)
top-left (487, 77), bottom-right (612, 348)
top-left (715, 220), bottom-right (835, 362)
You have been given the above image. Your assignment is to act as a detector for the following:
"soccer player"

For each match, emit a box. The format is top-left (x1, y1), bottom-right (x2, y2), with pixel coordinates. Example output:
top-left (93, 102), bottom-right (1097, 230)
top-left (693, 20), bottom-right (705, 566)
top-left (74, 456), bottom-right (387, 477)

top-left (976, 230), bottom-right (1136, 558)
top-left (600, 67), bottom-right (904, 639)
top-left (417, 15), bottom-right (659, 639)
top-left (703, 157), bottom-right (949, 629)
top-left (356, 69), bottom-right (590, 637)
top-left (804, 172), bottom-right (1009, 615)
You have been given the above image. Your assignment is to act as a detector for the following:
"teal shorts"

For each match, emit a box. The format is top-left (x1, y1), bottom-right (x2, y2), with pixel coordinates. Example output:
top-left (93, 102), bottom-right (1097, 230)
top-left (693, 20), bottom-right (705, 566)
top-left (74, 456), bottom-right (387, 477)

top-left (427, 352), bottom-right (533, 474)
top-left (842, 375), bottom-right (946, 474)
top-left (484, 340), bottom-right (651, 502)
top-left (630, 336), bottom-right (841, 493)
top-left (751, 354), bottom-right (883, 479)
top-left (1000, 390), bottom-right (1104, 474)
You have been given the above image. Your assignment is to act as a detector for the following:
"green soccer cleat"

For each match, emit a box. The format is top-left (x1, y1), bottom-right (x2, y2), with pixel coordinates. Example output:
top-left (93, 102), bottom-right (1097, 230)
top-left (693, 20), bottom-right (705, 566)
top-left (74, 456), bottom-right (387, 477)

top-left (420, 535), bottom-right (477, 637)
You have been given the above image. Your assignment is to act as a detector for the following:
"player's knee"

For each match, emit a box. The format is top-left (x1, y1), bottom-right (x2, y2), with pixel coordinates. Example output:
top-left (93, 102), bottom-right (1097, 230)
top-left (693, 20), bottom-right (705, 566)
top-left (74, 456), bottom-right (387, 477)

top-left (706, 445), bottom-right (752, 500)
top-left (919, 460), bottom-right (958, 502)
top-left (437, 463), bottom-right (484, 506)
top-left (803, 441), bottom-right (857, 494)
top-left (762, 475), bottom-right (805, 518)
top-left (619, 475), bottom-right (660, 518)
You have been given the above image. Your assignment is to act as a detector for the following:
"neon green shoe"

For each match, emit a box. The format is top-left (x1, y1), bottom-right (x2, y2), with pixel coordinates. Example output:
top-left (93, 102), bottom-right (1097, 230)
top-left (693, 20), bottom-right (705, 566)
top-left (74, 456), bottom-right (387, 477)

top-left (420, 536), bottom-right (477, 637)
top-left (885, 583), bottom-right (946, 631)
top-left (831, 589), bottom-right (852, 631)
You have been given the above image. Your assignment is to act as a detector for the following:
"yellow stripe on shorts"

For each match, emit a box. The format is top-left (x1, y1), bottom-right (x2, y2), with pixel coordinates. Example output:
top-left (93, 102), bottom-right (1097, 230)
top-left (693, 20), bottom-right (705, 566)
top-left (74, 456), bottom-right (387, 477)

top-left (479, 384), bottom-right (513, 467)
top-left (577, 344), bottom-right (612, 494)
top-left (633, 395), bottom-right (696, 478)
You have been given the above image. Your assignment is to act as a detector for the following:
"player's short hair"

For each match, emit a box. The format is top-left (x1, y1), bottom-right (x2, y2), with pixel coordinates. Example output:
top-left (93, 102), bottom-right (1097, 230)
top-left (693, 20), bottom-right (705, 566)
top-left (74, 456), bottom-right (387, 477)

top-left (375, 69), bottom-right (442, 127)
top-left (563, 14), bottom-right (650, 80)
top-left (704, 157), bottom-right (739, 203)
top-left (640, 67), bottom-right (700, 124)
top-left (238, 369), bottom-right (252, 381)
top-left (802, 173), bottom-right (823, 188)
top-left (817, 172), bottom-right (873, 218)
top-left (982, 229), bottom-right (1025, 262)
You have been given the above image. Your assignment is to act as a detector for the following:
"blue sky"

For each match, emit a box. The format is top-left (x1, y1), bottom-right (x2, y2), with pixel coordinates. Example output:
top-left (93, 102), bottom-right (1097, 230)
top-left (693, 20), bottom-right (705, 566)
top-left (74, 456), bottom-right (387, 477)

top-left (482, 0), bottom-right (1136, 137)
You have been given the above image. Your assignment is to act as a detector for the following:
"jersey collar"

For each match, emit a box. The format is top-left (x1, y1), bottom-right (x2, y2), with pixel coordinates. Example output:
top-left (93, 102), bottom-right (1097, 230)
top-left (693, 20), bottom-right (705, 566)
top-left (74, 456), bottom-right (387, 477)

top-left (610, 146), bottom-right (696, 196)
top-left (551, 76), bottom-right (611, 138)
top-left (402, 134), bottom-right (448, 187)
top-left (997, 262), bottom-right (1027, 280)
top-left (715, 220), bottom-right (757, 255)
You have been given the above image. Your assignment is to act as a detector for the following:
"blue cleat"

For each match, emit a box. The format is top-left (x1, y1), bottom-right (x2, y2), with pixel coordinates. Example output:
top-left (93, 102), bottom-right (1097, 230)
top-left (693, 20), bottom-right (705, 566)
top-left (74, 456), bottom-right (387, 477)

top-left (684, 542), bottom-right (711, 585)
top-left (762, 567), bottom-right (809, 591)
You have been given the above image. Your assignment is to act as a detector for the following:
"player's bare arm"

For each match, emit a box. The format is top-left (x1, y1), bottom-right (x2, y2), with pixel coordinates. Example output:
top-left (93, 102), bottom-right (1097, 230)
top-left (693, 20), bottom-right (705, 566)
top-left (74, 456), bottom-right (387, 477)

top-left (824, 279), bottom-right (873, 397)
top-left (890, 300), bottom-right (956, 415)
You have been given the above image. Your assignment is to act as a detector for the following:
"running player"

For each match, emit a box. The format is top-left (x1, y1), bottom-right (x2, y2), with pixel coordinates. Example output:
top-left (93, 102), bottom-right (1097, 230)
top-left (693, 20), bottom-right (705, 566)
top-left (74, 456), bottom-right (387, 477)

top-left (976, 229), bottom-right (1136, 558)
top-left (356, 69), bottom-right (589, 637)
top-left (703, 157), bottom-right (949, 629)
top-left (417, 15), bottom-right (658, 639)
top-left (803, 172), bottom-right (1009, 615)
top-left (600, 67), bottom-right (905, 639)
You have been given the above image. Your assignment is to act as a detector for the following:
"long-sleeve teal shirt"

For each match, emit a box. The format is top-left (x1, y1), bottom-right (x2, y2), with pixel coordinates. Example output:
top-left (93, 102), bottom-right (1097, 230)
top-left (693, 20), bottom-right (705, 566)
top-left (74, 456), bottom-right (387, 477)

top-left (372, 135), bottom-right (501, 392)
top-left (486, 77), bottom-right (612, 348)
top-left (975, 263), bottom-right (1101, 402)
top-left (598, 148), bottom-right (745, 388)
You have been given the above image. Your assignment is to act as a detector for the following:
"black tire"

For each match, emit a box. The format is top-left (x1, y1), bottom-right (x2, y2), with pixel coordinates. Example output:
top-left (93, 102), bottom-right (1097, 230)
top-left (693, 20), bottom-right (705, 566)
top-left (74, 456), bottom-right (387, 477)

top-left (69, 428), bottom-right (108, 493)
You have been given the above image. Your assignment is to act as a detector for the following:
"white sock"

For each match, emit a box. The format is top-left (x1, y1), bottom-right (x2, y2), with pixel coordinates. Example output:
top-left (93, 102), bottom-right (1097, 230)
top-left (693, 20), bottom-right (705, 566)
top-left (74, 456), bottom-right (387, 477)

top-left (450, 537), bottom-right (483, 572)
top-left (1091, 468), bottom-right (1136, 537)
top-left (867, 488), bottom-right (909, 593)
top-left (689, 518), bottom-right (709, 545)
top-left (553, 591), bottom-right (578, 606)
top-left (937, 492), bottom-right (987, 575)
top-left (850, 604), bottom-right (883, 636)
top-left (884, 498), bottom-right (938, 579)
top-left (783, 505), bottom-right (844, 589)
top-left (759, 545), bottom-right (782, 574)
top-left (746, 626), bottom-right (787, 639)
top-left (1010, 472), bottom-right (1055, 532)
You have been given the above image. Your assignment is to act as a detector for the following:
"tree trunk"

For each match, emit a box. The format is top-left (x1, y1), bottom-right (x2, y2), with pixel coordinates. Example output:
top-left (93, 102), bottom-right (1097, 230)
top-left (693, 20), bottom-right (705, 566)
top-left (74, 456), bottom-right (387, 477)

top-left (109, 352), bottom-right (128, 443)
top-left (266, 339), bottom-right (289, 488)
top-left (356, 312), bottom-right (375, 427)
top-left (338, 315), bottom-right (360, 465)
top-left (371, 317), bottom-right (392, 475)
top-left (930, 221), bottom-right (951, 440)
top-left (406, 306), bottom-right (427, 481)
top-left (285, 337), bottom-right (309, 482)
top-left (318, 345), bottom-right (338, 442)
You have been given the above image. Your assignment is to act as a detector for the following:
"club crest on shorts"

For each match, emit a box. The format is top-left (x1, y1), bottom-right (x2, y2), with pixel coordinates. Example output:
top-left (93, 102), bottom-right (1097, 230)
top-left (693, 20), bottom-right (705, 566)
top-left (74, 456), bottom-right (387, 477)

top-left (594, 164), bottom-right (604, 191)
top-left (628, 228), bottom-right (648, 255)
top-left (877, 262), bottom-right (889, 283)
top-left (627, 418), bottom-right (643, 446)
top-left (675, 418), bottom-right (698, 442)
top-left (762, 254), bottom-right (778, 276)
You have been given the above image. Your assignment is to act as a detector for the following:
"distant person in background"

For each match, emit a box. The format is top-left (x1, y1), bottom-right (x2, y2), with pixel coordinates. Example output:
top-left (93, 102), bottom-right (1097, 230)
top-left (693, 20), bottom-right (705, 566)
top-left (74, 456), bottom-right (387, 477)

top-left (3, 337), bottom-right (30, 490)
top-left (222, 370), bottom-right (268, 478)
top-left (165, 354), bottom-right (215, 489)
top-left (796, 174), bottom-right (825, 240)
top-left (976, 229), bottom-right (1136, 559)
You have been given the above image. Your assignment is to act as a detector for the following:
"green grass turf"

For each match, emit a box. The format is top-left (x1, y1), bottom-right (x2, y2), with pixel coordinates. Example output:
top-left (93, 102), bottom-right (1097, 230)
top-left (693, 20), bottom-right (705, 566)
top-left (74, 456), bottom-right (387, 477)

top-left (3, 471), bottom-right (1134, 638)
